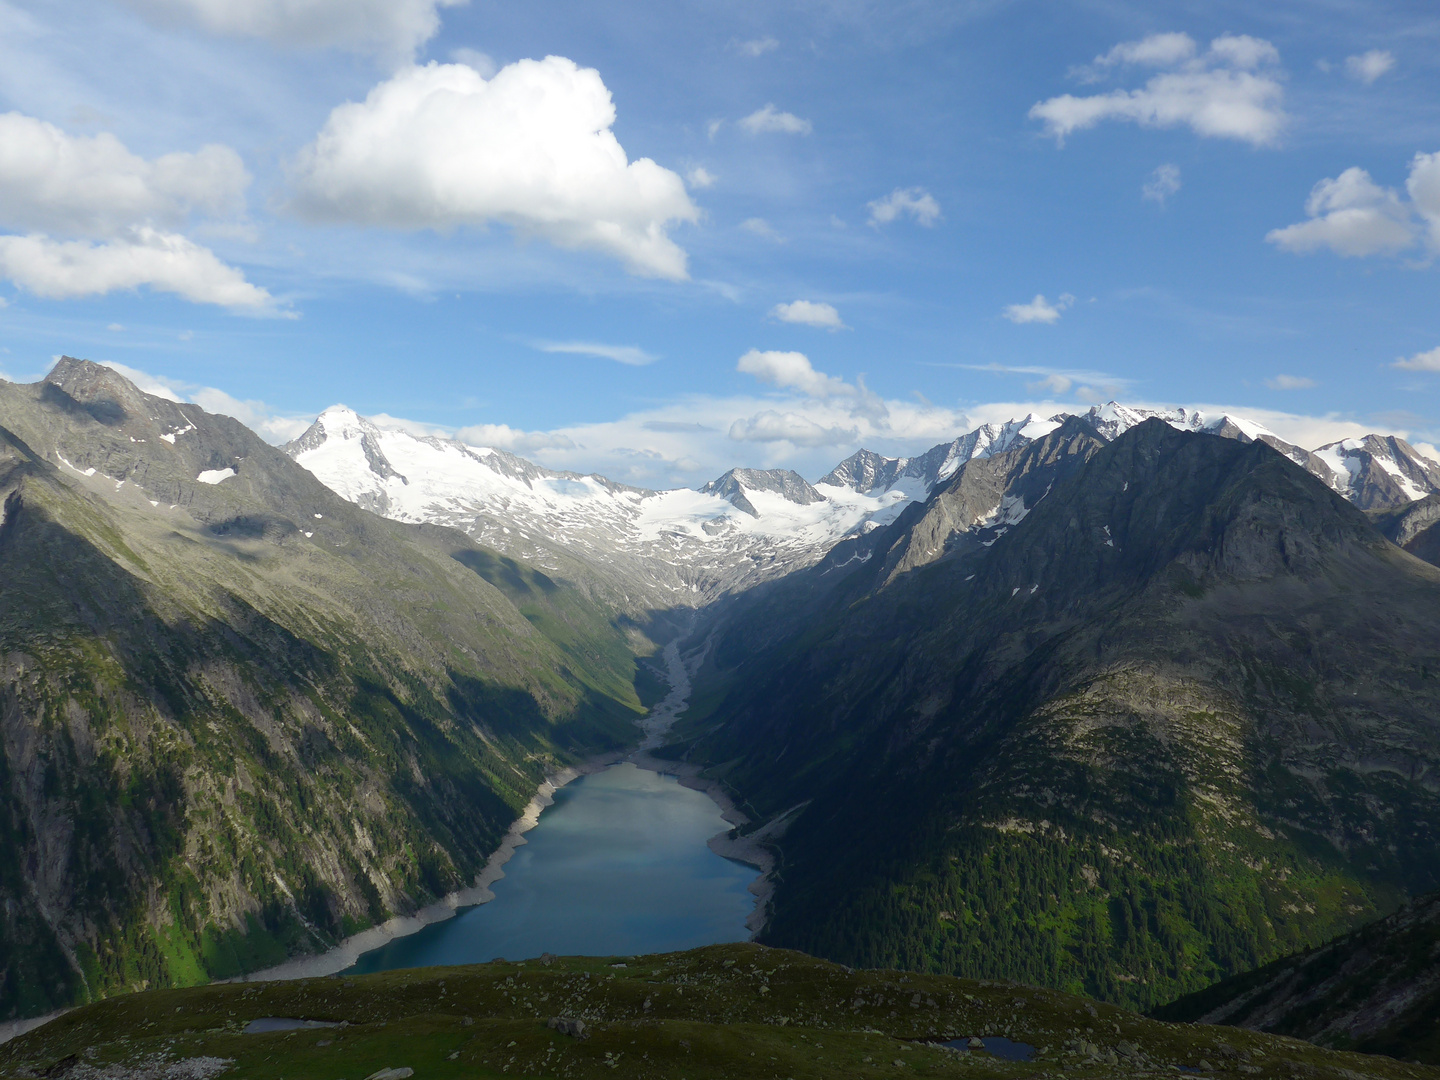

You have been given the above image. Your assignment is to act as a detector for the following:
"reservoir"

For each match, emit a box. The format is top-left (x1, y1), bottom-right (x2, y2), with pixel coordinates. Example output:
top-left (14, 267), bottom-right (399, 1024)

top-left (345, 762), bottom-right (757, 974)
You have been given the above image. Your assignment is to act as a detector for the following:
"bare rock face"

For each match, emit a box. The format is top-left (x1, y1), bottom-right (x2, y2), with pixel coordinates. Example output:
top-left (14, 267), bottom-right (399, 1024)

top-left (1369, 493), bottom-right (1440, 567)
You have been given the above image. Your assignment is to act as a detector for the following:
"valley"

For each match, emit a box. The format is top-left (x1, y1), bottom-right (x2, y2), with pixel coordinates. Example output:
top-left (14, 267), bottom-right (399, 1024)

top-left (3, 358), bottom-right (1440, 1074)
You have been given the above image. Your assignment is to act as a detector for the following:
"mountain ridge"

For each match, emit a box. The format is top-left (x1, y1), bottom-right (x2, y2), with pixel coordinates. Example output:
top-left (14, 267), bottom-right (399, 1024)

top-left (0, 359), bottom-right (650, 1021)
top-left (660, 420), bottom-right (1440, 1010)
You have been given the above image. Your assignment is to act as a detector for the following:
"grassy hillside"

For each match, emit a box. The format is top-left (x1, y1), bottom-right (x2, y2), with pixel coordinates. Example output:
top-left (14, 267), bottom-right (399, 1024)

top-left (2, 943), bottom-right (1434, 1080)
top-left (0, 360), bottom-right (652, 1020)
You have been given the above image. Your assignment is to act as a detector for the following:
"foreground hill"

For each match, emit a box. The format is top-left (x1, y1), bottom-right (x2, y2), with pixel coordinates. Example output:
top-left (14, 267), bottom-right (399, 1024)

top-left (2, 943), bottom-right (1434, 1080)
top-left (667, 419), bottom-right (1440, 1011)
top-left (0, 360), bottom-right (648, 1020)
top-left (1154, 889), bottom-right (1440, 1065)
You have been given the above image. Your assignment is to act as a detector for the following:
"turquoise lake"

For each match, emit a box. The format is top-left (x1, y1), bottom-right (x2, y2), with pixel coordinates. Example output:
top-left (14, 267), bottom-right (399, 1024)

top-left (345, 762), bottom-right (757, 973)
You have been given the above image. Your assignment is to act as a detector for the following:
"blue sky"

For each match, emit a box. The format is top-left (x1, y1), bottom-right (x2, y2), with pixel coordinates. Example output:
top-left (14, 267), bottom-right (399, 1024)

top-left (0, 0), bottom-right (1437, 487)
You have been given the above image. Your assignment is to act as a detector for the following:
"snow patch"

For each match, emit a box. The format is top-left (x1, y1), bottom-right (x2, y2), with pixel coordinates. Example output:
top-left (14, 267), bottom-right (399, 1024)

top-left (197, 467), bottom-right (236, 485)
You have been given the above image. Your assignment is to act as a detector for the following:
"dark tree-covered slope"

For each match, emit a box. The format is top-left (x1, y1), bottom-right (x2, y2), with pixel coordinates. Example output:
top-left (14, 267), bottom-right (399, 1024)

top-left (1154, 889), bottom-right (1440, 1065)
top-left (669, 419), bottom-right (1440, 1011)
top-left (0, 360), bottom-right (650, 1020)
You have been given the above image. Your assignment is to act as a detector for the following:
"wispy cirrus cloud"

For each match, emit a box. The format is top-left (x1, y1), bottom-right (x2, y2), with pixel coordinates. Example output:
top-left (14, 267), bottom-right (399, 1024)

top-left (1265, 374), bottom-right (1316, 390)
top-left (121, 0), bottom-right (466, 66)
top-left (1143, 163), bottom-right (1181, 205)
top-left (733, 37), bottom-right (778, 58)
top-left (1345, 50), bottom-right (1395, 85)
top-left (536, 340), bottom-right (659, 366)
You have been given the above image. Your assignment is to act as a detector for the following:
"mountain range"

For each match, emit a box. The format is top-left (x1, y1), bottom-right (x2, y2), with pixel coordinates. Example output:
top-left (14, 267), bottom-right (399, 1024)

top-left (6, 356), bottom-right (1440, 1044)
top-left (285, 401), bottom-right (1440, 613)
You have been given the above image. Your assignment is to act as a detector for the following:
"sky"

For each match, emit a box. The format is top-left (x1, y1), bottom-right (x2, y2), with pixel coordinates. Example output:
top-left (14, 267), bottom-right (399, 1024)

top-left (0, 0), bottom-right (1438, 488)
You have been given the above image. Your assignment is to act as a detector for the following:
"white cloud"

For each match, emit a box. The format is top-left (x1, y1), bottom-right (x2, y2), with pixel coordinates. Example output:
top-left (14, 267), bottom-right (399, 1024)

top-left (1032, 34), bottom-right (1285, 146)
top-left (949, 361), bottom-right (1130, 399)
top-left (1002, 293), bottom-right (1074, 324)
top-left (1393, 347), bottom-right (1440, 372)
top-left (0, 228), bottom-right (276, 310)
top-left (771, 299), bottom-right (847, 330)
top-left (289, 59), bottom-right (700, 280)
top-left (0, 112), bottom-right (248, 237)
top-left (0, 111), bottom-right (270, 309)
top-left (1143, 163), bottom-right (1181, 204)
top-left (738, 104), bottom-right (812, 135)
top-left (867, 187), bottom-right (941, 227)
top-left (98, 360), bottom-right (311, 442)
top-left (1090, 32), bottom-right (1197, 72)
top-left (454, 422), bottom-right (577, 453)
top-left (450, 48), bottom-right (497, 77)
top-left (735, 37), bottom-right (779, 58)
top-left (537, 341), bottom-right (658, 366)
top-left (1266, 166), bottom-right (1415, 257)
top-left (686, 166), bottom-right (717, 189)
top-left (1265, 374), bottom-right (1316, 390)
top-left (1207, 34), bottom-right (1280, 69)
top-left (1346, 50), bottom-right (1395, 85)
top-left (107, 322), bottom-right (123, 331)
top-left (737, 349), bottom-right (852, 397)
top-left (727, 411), bottom-right (858, 446)
top-left (1408, 152), bottom-right (1440, 249)
top-left (122, 0), bottom-right (465, 65)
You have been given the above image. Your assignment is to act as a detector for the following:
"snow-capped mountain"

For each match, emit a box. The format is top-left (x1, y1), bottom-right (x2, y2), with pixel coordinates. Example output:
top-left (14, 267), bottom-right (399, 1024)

top-left (285, 402), bottom-right (1440, 611)
top-left (285, 407), bottom-right (925, 607)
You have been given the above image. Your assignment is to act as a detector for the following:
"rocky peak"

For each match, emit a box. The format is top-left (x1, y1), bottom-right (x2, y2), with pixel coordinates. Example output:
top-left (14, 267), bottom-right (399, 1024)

top-left (818, 449), bottom-right (909, 493)
top-left (287, 406), bottom-right (408, 486)
top-left (701, 468), bottom-right (824, 517)
top-left (41, 356), bottom-right (193, 435)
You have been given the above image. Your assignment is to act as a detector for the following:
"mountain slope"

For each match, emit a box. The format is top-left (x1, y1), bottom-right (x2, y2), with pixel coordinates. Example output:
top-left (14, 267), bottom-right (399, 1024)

top-left (0, 360), bottom-right (647, 1021)
top-left (666, 420), bottom-right (1440, 1011)
top-left (1153, 889), bottom-right (1440, 1065)
top-left (1370, 494), bottom-right (1440, 568)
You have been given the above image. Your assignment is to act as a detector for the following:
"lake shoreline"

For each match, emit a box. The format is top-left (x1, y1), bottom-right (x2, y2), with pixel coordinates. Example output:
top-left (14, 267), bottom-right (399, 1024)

top-left (234, 749), bottom-right (627, 984)
top-left (241, 635), bottom-right (776, 982)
